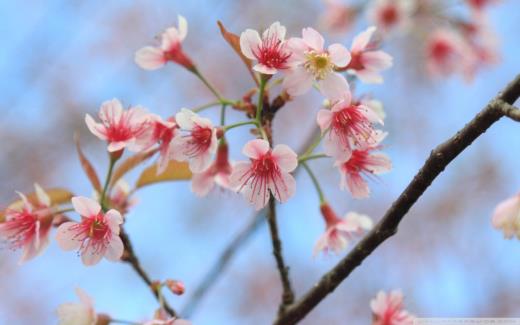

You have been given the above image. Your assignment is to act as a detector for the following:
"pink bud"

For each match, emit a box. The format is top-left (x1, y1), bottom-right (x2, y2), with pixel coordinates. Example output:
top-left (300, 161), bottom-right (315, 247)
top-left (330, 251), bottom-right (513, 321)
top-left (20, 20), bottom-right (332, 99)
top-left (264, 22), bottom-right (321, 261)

top-left (165, 279), bottom-right (185, 295)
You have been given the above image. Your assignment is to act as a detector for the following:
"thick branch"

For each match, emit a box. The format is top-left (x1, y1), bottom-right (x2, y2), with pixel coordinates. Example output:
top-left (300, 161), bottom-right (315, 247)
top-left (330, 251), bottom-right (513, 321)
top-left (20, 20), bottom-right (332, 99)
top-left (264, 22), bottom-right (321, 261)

top-left (181, 211), bottom-right (266, 317)
top-left (274, 73), bottom-right (520, 325)
top-left (120, 228), bottom-right (177, 317)
top-left (267, 197), bottom-right (295, 315)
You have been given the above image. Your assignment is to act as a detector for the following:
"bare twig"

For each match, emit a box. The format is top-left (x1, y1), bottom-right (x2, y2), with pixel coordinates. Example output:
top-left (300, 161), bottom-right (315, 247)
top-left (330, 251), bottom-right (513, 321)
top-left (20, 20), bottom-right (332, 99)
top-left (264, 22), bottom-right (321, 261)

top-left (274, 74), bottom-right (520, 325)
top-left (498, 99), bottom-right (520, 122)
top-left (120, 228), bottom-right (177, 317)
top-left (181, 210), bottom-right (266, 317)
top-left (267, 197), bottom-right (295, 315)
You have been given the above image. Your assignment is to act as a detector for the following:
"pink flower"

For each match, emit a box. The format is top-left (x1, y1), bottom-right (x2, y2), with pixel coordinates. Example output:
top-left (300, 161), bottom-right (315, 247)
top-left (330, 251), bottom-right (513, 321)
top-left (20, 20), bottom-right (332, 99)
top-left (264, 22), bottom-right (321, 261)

top-left (229, 139), bottom-right (297, 210)
top-left (85, 98), bottom-right (151, 153)
top-left (283, 27), bottom-right (351, 99)
top-left (317, 92), bottom-right (383, 162)
top-left (56, 197), bottom-right (124, 266)
top-left (336, 141), bottom-right (391, 199)
top-left (367, 0), bottom-right (414, 33)
top-left (0, 184), bottom-right (53, 263)
top-left (314, 203), bottom-right (373, 255)
top-left (191, 141), bottom-right (233, 197)
top-left (138, 114), bottom-right (180, 174)
top-left (425, 28), bottom-right (475, 79)
top-left (345, 26), bottom-right (393, 83)
top-left (240, 22), bottom-right (293, 74)
top-left (105, 179), bottom-right (138, 214)
top-left (492, 193), bottom-right (520, 239)
top-left (135, 15), bottom-right (194, 70)
top-left (319, 0), bottom-right (359, 34)
top-left (56, 288), bottom-right (97, 325)
top-left (171, 109), bottom-right (218, 173)
top-left (371, 290), bottom-right (415, 325)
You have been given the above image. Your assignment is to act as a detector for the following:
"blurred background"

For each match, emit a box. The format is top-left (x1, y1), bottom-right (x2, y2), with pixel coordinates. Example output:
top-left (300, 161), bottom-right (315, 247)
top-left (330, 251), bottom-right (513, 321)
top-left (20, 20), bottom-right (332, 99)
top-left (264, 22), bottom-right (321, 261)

top-left (1, 0), bottom-right (520, 324)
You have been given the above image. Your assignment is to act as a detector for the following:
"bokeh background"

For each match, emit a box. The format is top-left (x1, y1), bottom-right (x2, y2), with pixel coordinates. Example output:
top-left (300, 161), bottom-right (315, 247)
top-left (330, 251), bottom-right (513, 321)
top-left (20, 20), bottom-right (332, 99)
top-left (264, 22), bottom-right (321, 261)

top-left (1, 0), bottom-right (520, 324)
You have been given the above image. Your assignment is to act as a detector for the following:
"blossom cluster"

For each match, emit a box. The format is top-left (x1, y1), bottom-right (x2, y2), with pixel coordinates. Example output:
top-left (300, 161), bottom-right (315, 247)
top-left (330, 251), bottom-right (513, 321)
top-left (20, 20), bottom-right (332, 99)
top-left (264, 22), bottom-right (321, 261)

top-left (320, 0), bottom-right (500, 81)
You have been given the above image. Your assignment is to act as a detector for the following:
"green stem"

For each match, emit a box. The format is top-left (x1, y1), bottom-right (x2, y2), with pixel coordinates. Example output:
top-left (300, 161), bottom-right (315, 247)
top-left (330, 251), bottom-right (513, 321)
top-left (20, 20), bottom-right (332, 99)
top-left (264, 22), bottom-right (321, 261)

top-left (192, 68), bottom-right (224, 102)
top-left (100, 156), bottom-right (117, 211)
top-left (193, 100), bottom-right (221, 113)
top-left (220, 104), bottom-right (227, 126)
top-left (302, 132), bottom-right (324, 157)
top-left (298, 153), bottom-right (328, 163)
top-left (256, 76), bottom-right (268, 140)
top-left (301, 162), bottom-right (325, 204)
top-left (224, 120), bottom-right (258, 132)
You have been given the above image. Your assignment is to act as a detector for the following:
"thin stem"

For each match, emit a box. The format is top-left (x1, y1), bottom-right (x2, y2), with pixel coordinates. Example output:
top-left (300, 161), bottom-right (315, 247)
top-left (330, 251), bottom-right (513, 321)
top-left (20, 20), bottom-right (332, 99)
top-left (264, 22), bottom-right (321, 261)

top-left (302, 132), bottom-right (323, 157)
top-left (298, 153), bottom-right (328, 163)
top-left (100, 156), bottom-right (117, 210)
top-left (256, 76), bottom-right (268, 140)
top-left (220, 103), bottom-right (227, 126)
top-left (266, 197), bottom-right (295, 315)
top-left (192, 100), bottom-right (221, 113)
top-left (223, 120), bottom-right (258, 132)
top-left (301, 162), bottom-right (325, 204)
top-left (192, 68), bottom-right (224, 102)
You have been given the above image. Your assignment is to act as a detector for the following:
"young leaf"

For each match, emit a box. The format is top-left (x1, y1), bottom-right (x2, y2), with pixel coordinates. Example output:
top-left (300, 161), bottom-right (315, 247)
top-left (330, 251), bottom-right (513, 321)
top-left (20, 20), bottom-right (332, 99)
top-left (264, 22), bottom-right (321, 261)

top-left (217, 21), bottom-right (259, 86)
top-left (135, 161), bottom-right (192, 189)
top-left (75, 134), bottom-right (102, 192)
top-left (110, 148), bottom-right (158, 188)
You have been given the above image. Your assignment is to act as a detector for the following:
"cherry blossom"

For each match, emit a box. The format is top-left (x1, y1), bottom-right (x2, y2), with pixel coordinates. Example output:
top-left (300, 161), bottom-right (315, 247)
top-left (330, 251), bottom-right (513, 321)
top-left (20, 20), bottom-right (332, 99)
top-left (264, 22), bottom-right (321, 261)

top-left (56, 196), bottom-right (124, 266)
top-left (229, 139), bottom-right (297, 210)
top-left (135, 15), bottom-right (194, 70)
top-left (314, 203), bottom-right (373, 255)
top-left (240, 21), bottom-right (292, 74)
top-left (191, 141), bottom-right (233, 197)
top-left (56, 288), bottom-right (97, 325)
top-left (367, 0), bottom-right (414, 33)
top-left (371, 290), bottom-right (415, 325)
top-left (492, 193), bottom-right (520, 239)
top-left (336, 140), bottom-right (391, 199)
top-left (138, 114), bottom-right (180, 174)
top-left (0, 184), bottom-right (53, 263)
top-left (317, 91), bottom-right (383, 162)
top-left (319, 0), bottom-right (359, 33)
top-left (345, 26), bottom-right (393, 83)
top-left (95, 179), bottom-right (137, 215)
top-left (171, 108), bottom-right (218, 173)
top-left (283, 27), bottom-right (351, 99)
top-left (85, 98), bottom-right (151, 153)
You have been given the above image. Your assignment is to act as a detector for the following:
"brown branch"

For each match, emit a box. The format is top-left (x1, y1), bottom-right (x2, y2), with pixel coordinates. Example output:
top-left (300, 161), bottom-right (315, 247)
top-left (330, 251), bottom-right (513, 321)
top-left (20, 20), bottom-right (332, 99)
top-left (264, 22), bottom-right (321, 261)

top-left (120, 228), bottom-right (177, 317)
top-left (274, 73), bottom-right (520, 325)
top-left (498, 100), bottom-right (520, 122)
top-left (267, 197), bottom-right (295, 315)
top-left (181, 210), bottom-right (266, 317)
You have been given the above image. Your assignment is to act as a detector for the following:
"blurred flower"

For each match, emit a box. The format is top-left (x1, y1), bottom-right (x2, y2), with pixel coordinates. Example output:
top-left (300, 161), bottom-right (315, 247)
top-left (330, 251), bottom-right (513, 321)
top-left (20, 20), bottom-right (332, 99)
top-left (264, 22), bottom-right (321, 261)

top-left (336, 136), bottom-right (391, 198)
top-left (191, 141), bottom-right (233, 197)
top-left (283, 27), bottom-right (350, 99)
top-left (360, 97), bottom-right (386, 121)
top-left (135, 15), bottom-right (194, 70)
top-left (319, 0), bottom-right (359, 33)
top-left (56, 197), bottom-right (124, 266)
top-left (466, 0), bottom-right (499, 11)
top-left (492, 193), bottom-right (520, 239)
top-left (370, 290), bottom-right (415, 325)
top-left (0, 184), bottom-right (53, 263)
top-left (56, 288), bottom-right (97, 325)
top-left (85, 98), bottom-right (151, 153)
top-left (345, 26), bottom-right (393, 83)
top-left (93, 179), bottom-right (137, 215)
top-left (230, 139), bottom-right (297, 210)
top-left (367, 0), bottom-right (414, 33)
top-left (143, 309), bottom-right (191, 325)
top-left (240, 22), bottom-right (292, 74)
top-left (314, 202), bottom-right (373, 255)
top-left (317, 91), bottom-right (383, 162)
top-left (171, 109), bottom-right (218, 173)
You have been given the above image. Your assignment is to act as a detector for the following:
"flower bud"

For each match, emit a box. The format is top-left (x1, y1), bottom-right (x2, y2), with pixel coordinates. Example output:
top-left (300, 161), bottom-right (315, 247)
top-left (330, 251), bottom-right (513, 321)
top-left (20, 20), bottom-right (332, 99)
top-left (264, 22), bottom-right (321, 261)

top-left (165, 279), bottom-right (185, 295)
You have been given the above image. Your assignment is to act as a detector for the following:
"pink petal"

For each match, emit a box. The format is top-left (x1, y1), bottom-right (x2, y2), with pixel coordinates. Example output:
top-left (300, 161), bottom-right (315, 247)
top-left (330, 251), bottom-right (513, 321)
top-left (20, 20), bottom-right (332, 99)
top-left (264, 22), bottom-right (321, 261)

top-left (188, 150), bottom-right (213, 173)
top-left (177, 15), bottom-right (188, 41)
top-left (228, 161), bottom-right (252, 190)
top-left (355, 69), bottom-right (383, 84)
top-left (362, 50), bottom-right (393, 70)
top-left (34, 183), bottom-right (50, 207)
top-left (272, 144), bottom-right (298, 172)
top-left (104, 235), bottom-right (124, 261)
top-left (346, 173), bottom-right (370, 198)
top-left (135, 46), bottom-right (166, 70)
top-left (286, 37), bottom-right (308, 65)
top-left (254, 63), bottom-right (277, 75)
top-left (351, 26), bottom-right (376, 52)
top-left (240, 29), bottom-right (262, 60)
top-left (330, 91), bottom-right (352, 112)
top-left (328, 43), bottom-right (351, 68)
top-left (55, 222), bottom-right (82, 251)
top-left (99, 98), bottom-right (123, 123)
top-left (191, 169), bottom-right (216, 197)
top-left (85, 114), bottom-right (107, 140)
top-left (345, 212), bottom-right (373, 230)
top-left (302, 27), bottom-right (324, 51)
top-left (366, 153), bottom-right (392, 174)
top-left (72, 196), bottom-right (101, 218)
top-left (242, 180), bottom-right (270, 210)
top-left (313, 232), bottom-right (330, 256)
top-left (81, 245), bottom-right (104, 266)
top-left (161, 27), bottom-right (182, 51)
top-left (175, 108), bottom-right (197, 130)
top-left (75, 287), bottom-right (94, 308)
top-left (269, 171), bottom-right (296, 204)
top-left (318, 72), bottom-right (349, 100)
top-left (324, 132), bottom-right (352, 162)
top-left (282, 66), bottom-right (313, 96)
top-left (317, 109), bottom-right (333, 132)
top-left (242, 139), bottom-right (270, 159)
top-left (263, 21), bottom-right (286, 40)
top-left (107, 141), bottom-right (128, 152)
top-left (105, 209), bottom-right (123, 234)
top-left (492, 195), bottom-right (520, 229)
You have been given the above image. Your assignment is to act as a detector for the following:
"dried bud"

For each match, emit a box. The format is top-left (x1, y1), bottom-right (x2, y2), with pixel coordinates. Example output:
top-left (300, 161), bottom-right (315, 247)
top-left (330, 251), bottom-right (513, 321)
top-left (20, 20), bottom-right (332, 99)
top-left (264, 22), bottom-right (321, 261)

top-left (165, 279), bottom-right (185, 295)
top-left (96, 314), bottom-right (111, 325)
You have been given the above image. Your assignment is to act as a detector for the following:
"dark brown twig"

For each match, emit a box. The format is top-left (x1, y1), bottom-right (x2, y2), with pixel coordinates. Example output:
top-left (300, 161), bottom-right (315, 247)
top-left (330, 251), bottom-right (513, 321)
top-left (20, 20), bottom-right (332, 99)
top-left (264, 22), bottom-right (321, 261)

top-left (498, 99), bottom-right (520, 122)
top-left (274, 74), bottom-right (520, 325)
top-left (120, 228), bottom-right (177, 317)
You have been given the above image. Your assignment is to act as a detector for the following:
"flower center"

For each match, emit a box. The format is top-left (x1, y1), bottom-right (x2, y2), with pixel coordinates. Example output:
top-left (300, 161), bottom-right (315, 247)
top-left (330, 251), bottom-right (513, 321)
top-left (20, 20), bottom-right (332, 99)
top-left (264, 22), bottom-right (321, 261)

top-left (304, 51), bottom-right (333, 80)
top-left (254, 34), bottom-right (291, 69)
top-left (1, 210), bottom-right (38, 249)
top-left (379, 5), bottom-right (398, 27)
top-left (331, 105), bottom-right (375, 147)
top-left (184, 125), bottom-right (212, 157)
top-left (430, 39), bottom-right (454, 62)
